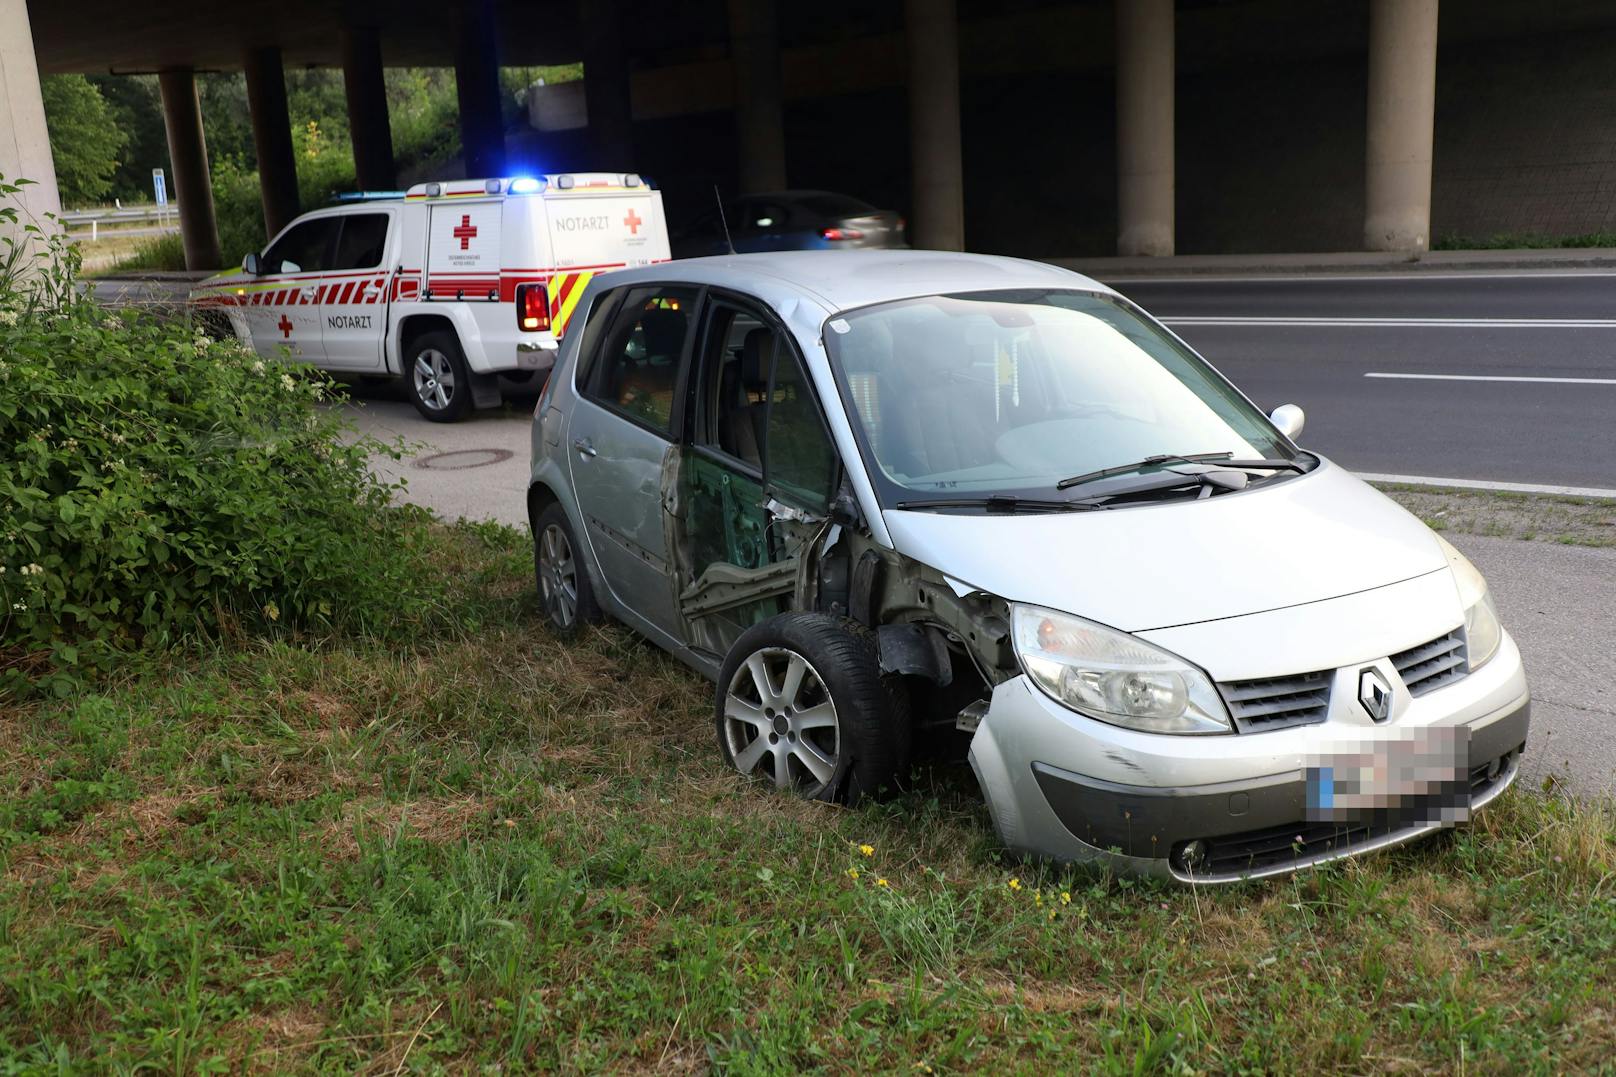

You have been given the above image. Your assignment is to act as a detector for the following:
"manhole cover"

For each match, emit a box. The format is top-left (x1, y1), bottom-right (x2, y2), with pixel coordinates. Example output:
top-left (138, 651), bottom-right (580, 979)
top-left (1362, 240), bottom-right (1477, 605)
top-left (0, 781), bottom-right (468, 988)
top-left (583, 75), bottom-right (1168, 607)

top-left (414, 448), bottom-right (515, 471)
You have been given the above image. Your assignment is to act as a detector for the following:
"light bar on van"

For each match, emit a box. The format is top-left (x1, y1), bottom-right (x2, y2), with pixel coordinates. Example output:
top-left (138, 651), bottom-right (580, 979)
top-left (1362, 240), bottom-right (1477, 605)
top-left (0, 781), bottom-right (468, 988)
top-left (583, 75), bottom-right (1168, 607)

top-left (624, 173), bottom-right (641, 188)
top-left (515, 283), bottom-right (551, 332)
top-left (557, 174), bottom-right (576, 190)
top-left (508, 177), bottom-right (545, 194)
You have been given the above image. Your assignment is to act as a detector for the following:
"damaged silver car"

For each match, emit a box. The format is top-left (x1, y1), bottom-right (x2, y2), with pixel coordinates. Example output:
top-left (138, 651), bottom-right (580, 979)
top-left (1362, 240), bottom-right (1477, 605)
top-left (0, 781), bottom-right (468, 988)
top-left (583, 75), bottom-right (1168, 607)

top-left (527, 251), bottom-right (1529, 882)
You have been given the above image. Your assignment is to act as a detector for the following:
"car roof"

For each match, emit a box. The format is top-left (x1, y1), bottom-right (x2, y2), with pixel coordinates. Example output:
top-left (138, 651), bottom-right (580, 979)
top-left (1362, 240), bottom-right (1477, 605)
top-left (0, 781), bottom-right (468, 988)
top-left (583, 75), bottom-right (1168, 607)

top-left (606, 250), bottom-right (1116, 316)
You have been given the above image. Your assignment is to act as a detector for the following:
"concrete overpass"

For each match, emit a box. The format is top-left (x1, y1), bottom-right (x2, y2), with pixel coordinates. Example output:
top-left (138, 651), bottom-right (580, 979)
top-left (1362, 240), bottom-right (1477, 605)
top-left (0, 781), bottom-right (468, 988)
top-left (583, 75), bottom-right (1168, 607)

top-left (6, 0), bottom-right (1616, 270)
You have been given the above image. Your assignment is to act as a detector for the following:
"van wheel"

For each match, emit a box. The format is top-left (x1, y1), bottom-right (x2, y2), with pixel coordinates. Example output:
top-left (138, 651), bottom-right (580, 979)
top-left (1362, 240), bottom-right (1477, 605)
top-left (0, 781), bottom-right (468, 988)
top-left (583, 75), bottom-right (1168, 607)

top-left (533, 502), bottom-right (600, 635)
top-left (405, 329), bottom-right (473, 422)
top-left (715, 613), bottom-right (910, 804)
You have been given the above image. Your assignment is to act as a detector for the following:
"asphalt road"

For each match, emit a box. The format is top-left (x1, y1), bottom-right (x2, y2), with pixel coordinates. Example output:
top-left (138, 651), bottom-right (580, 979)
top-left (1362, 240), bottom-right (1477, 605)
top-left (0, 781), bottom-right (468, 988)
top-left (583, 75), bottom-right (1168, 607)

top-left (1107, 271), bottom-right (1616, 491)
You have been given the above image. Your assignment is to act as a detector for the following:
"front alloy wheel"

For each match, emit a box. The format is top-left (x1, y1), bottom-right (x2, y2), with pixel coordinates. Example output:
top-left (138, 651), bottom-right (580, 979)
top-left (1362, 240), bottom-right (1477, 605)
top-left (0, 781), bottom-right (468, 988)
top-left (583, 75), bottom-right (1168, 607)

top-left (722, 647), bottom-right (842, 794)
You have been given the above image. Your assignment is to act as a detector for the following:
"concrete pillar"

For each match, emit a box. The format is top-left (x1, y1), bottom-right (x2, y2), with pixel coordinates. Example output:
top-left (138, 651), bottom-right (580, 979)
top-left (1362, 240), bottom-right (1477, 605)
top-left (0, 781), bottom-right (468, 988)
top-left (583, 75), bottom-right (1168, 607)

top-left (157, 68), bottom-right (223, 270)
top-left (904, 0), bottom-right (965, 251)
top-left (0, 0), bottom-right (62, 262)
top-left (1365, 0), bottom-right (1439, 252)
top-left (1115, 0), bottom-right (1174, 257)
top-left (454, 0), bottom-right (506, 178)
top-left (727, 0), bottom-right (787, 193)
top-left (581, 0), bottom-right (633, 167)
top-left (243, 46), bottom-right (300, 240)
top-left (341, 25), bottom-right (397, 191)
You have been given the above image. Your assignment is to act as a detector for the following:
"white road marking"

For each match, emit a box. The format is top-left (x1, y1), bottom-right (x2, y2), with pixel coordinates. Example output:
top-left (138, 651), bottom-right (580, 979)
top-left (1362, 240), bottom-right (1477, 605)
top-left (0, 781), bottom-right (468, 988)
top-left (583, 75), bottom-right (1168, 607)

top-left (1358, 473), bottom-right (1616, 499)
top-left (1364, 372), bottom-right (1616, 385)
top-left (1160, 316), bottom-right (1616, 328)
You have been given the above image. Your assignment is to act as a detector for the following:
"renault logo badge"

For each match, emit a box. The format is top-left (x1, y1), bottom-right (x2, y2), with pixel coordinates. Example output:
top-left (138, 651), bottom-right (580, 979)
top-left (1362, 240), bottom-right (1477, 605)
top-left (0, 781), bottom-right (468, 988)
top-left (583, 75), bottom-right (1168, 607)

top-left (1358, 668), bottom-right (1393, 722)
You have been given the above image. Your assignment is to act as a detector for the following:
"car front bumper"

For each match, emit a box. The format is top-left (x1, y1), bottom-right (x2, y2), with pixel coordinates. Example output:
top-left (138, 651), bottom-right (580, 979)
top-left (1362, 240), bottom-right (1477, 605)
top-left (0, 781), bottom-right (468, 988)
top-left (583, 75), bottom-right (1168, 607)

top-left (968, 631), bottom-right (1530, 883)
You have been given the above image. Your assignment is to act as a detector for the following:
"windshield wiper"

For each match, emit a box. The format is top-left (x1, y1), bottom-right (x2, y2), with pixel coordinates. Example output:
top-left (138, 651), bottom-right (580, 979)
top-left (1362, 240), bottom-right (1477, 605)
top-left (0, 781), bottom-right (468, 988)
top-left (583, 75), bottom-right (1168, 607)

top-left (894, 494), bottom-right (1101, 514)
top-left (1056, 452), bottom-right (1304, 492)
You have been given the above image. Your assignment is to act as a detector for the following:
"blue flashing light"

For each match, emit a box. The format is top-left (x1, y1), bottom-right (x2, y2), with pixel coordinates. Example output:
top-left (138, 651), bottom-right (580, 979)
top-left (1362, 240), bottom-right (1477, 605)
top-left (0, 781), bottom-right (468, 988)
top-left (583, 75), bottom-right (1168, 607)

top-left (508, 177), bottom-right (545, 194)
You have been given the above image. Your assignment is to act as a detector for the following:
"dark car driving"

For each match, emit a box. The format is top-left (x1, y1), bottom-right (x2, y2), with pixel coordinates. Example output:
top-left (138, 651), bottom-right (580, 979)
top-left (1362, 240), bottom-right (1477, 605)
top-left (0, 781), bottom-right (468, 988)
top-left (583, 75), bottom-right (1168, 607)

top-left (672, 190), bottom-right (905, 258)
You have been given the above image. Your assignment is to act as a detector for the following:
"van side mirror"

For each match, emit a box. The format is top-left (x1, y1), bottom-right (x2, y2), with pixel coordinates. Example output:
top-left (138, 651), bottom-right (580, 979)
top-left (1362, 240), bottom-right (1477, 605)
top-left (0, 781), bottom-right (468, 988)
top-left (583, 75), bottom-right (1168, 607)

top-left (242, 252), bottom-right (263, 275)
top-left (1269, 403), bottom-right (1305, 441)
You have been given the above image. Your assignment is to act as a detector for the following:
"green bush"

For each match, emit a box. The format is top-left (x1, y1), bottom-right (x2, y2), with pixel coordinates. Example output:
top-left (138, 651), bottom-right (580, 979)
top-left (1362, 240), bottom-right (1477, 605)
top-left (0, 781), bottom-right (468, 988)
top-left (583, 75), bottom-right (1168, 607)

top-left (0, 178), bottom-right (437, 699)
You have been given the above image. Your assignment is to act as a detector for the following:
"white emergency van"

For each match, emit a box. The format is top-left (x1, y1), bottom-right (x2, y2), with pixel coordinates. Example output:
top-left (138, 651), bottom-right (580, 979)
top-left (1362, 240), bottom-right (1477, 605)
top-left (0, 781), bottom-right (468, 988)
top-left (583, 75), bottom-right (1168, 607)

top-left (194, 173), bottom-right (670, 421)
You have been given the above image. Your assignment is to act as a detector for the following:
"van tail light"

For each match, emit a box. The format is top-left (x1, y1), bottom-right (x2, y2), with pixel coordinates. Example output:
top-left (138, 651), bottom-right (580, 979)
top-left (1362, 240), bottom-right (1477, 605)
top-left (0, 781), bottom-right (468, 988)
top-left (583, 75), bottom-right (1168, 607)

top-left (515, 282), bottom-right (551, 332)
top-left (821, 227), bottom-right (864, 241)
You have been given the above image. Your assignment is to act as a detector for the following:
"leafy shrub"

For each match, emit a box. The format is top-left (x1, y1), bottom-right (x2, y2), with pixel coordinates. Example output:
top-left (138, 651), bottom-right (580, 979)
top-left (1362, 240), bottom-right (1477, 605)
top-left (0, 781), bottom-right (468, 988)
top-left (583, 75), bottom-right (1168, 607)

top-left (0, 179), bottom-right (438, 699)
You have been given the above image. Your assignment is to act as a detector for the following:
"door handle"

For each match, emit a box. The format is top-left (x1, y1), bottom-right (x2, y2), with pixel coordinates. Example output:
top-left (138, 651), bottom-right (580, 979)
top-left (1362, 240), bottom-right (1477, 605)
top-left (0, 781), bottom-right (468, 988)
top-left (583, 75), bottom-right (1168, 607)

top-left (572, 438), bottom-right (598, 458)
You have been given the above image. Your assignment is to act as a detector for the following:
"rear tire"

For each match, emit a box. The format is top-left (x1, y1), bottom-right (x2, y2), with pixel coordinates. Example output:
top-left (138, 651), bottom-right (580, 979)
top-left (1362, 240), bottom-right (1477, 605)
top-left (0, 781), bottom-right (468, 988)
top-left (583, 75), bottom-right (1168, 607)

top-left (715, 613), bottom-right (910, 804)
top-left (405, 329), bottom-right (473, 422)
top-left (533, 502), bottom-right (600, 636)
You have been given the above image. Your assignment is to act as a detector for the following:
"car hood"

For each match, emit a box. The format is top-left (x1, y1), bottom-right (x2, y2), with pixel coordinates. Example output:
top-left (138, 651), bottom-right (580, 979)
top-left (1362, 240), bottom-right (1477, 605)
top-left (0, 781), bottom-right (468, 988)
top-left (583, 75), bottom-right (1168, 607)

top-left (193, 270), bottom-right (247, 296)
top-left (880, 459), bottom-right (1449, 633)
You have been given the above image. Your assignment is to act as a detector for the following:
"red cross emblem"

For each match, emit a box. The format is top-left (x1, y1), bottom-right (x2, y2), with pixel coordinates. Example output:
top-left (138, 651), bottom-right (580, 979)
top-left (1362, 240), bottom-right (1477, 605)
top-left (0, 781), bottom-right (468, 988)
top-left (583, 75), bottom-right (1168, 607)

top-left (277, 314), bottom-right (294, 338)
top-left (453, 214), bottom-right (478, 250)
top-left (623, 208), bottom-right (643, 235)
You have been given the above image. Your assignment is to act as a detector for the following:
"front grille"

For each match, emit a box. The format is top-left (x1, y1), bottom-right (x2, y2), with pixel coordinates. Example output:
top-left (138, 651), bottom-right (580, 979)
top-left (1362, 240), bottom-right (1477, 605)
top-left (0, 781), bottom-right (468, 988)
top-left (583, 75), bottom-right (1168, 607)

top-left (1392, 629), bottom-right (1469, 697)
top-left (1187, 819), bottom-right (1380, 877)
top-left (1218, 670), bottom-right (1332, 733)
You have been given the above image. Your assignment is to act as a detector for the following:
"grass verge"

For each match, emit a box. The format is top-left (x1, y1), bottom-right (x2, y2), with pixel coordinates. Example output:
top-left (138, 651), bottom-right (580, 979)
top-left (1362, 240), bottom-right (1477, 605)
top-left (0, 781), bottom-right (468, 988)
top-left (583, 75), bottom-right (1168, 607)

top-left (3, 521), bottom-right (1613, 1072)
top-left (1375, 484), bottom-right (1616, 548)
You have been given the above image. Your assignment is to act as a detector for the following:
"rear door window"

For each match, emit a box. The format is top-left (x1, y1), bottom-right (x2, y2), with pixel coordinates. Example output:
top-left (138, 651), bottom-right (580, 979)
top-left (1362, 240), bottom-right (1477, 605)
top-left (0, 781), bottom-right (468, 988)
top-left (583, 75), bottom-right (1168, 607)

top-left (332, 213), bottom-right (390, 270)
top-left (583, 285), bottom-right (701, 435)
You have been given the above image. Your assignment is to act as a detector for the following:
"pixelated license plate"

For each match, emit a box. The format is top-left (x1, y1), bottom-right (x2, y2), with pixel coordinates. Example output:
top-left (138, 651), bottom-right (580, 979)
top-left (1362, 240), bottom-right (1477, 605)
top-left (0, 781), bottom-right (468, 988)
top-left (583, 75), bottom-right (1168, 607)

top-left (1305, 725), bottom-right (1472, 825)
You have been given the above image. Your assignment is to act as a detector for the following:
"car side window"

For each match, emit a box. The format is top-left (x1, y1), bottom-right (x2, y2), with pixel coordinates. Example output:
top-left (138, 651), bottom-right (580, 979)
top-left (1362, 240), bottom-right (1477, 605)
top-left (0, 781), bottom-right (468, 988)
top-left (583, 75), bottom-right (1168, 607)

top-left (584, 285), bottom-right (700, 435)
top-left (694, 301), bottom-right (838, 509)
top-left (331, 213), bottom-right (390, 270)
top-left (261, 218), bottom-right (338, 275)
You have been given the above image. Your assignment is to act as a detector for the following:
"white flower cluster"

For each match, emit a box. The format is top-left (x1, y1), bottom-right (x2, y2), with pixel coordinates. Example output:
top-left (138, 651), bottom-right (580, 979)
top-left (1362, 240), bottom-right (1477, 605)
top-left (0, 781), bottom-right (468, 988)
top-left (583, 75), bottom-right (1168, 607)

top-left (0, 309), bottom-right (17, 327)
top-left (281, 373), bottom-right (297, 391)
top-left (251, 360), bottom-right (266, 375)
top-left (10, 602), bottom-right (26, 612)
top-left (18, 563), bottom-right (45, 576)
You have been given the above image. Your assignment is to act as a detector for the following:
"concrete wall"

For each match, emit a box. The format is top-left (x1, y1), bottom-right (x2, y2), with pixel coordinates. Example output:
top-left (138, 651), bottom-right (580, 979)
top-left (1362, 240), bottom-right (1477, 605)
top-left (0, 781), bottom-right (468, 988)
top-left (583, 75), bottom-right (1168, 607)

top-left (1432, 27), bottom-right (1616, 242)
top-left (515, 16), bottom-right (1616, 257)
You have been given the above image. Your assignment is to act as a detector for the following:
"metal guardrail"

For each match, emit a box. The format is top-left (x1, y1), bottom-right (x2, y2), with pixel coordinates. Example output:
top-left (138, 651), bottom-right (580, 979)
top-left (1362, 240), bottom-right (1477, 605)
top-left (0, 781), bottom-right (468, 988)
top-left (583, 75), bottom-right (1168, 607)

top-left (61, 205), bottom-right (176, 225)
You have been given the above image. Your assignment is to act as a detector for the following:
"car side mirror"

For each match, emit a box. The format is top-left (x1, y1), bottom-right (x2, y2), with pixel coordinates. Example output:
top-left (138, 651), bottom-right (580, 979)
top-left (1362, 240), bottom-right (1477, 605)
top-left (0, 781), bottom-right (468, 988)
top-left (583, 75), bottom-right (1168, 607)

top-left (242, 252), bottom-right (263, 275)
top-left (1269, 403), bottom-right (1305, 441)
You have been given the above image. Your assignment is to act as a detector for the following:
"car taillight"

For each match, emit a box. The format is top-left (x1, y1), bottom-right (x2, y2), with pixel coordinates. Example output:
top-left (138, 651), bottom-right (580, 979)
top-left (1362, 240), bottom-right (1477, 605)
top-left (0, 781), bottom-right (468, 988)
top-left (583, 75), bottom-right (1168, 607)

top-left (516, 283), bottom-right (550, 332)
top-left (822, 227), bottom-right (864, 241)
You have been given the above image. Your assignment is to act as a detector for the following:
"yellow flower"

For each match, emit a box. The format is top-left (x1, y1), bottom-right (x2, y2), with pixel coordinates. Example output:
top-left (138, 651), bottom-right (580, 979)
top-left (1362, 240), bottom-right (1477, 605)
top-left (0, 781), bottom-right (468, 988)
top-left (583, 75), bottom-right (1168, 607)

top-left (263, 602), bottom-right (280, 622)
top-left (1008, 878), bottom-right (1022, 891)
top-left (1035, 891), bottom-right (1043, 905)
top-left (503, 818), bottom-right (516, 829)
top-left (875, 877), bottom-right (889, 888)
top-left (1060, 891), bottom-right (1071, 905)
top-left (846, 868), bottom-right (859, 880)
top-left (1047, 909), bottom-right (1056, 921)
top-left (858, 844), bottom-right (875, 857)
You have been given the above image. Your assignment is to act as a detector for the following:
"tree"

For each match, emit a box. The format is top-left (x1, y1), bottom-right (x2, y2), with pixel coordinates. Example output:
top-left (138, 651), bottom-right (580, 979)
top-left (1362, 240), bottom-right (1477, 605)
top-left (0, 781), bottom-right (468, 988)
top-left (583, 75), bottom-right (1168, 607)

top-left (40, 75), bottom-right (128, 207)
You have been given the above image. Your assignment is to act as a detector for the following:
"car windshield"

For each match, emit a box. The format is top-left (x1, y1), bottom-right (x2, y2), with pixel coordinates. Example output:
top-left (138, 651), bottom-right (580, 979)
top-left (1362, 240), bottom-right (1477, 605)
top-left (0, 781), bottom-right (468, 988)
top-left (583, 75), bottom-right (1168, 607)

top-left (822, 289), bottom-right (1300, 504)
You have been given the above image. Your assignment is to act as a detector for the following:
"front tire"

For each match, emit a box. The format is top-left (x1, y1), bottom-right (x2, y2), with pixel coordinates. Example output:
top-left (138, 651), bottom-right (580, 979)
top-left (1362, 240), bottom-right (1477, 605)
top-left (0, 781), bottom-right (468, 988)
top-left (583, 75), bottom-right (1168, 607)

top-left (716, 613), bottom-right (910, 804)
top-left (405, 329), bottom-right (473, 422)
top-left (533, 502), bottom-right (600, 636)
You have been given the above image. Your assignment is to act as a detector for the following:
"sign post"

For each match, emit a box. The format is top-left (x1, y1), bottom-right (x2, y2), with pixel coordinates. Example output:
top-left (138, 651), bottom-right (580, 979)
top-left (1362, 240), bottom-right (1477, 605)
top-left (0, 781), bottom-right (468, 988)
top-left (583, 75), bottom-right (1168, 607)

top-left (152, 168), bottom-right (168, 229)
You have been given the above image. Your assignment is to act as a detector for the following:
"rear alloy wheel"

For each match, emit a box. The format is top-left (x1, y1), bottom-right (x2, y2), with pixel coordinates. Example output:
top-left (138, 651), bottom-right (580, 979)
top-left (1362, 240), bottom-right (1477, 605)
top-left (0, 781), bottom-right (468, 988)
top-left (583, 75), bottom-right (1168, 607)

top-left (405, 330), bottom-right (473, 422)
top-left (716, 613), bottom-right (909, 804)
top-left (533, 502), bottom-right (598, 635)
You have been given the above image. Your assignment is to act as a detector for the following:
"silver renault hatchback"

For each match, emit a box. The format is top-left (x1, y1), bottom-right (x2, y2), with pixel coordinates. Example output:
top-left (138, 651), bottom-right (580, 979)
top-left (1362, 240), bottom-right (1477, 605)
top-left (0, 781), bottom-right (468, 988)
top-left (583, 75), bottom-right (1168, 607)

top-left (527, 251), bottom-right (1529, 882)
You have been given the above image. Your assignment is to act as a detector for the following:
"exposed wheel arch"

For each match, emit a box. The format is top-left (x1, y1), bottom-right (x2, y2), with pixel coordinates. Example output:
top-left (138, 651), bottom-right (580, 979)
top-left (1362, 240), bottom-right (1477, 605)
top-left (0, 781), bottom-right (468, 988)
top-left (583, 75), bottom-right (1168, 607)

top-left (394, 313), bottom-right (458, 376)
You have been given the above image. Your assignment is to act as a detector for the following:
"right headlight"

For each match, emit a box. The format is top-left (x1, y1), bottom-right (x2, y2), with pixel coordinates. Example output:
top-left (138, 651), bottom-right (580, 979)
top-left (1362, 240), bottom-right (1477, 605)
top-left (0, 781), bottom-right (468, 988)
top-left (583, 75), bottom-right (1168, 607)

top-left (1435, 535), bottom-right (1502, 671)
top-left (1011, 604), bottom-right (1232, 735)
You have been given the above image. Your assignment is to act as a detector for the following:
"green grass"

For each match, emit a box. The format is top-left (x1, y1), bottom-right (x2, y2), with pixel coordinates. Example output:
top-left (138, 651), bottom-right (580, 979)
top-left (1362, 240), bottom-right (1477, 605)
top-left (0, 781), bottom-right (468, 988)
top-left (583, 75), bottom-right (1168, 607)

top-left (3, 522), bottom-right (1613, 1072)
top-left (98, 231), bottom-right (187, 275)
top-left (1433, 232), bottom-right (1616, 251)
top-left (1375, 484), bottom-right (1616, 549)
